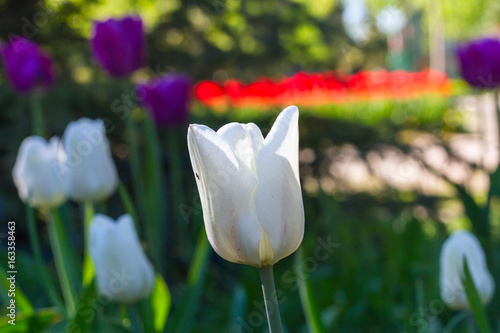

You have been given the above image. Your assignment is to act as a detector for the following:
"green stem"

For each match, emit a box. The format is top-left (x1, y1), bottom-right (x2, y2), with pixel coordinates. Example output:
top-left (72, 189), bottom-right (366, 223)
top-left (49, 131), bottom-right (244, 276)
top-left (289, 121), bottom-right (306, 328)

top-left (167, 129), bottom-right (183, 225)
top-left (30, 93), bottom-right (45, 137)
top-left (258, 265), bottom-right (283, 333)
top-left (82, 202), bottom-right (95, 286)
top-left (25, 205), bottom-right (66, 317)
top-left (49, 208), bottom-right (77, 318)
top-left (295, 248), bottom-right (325, 333)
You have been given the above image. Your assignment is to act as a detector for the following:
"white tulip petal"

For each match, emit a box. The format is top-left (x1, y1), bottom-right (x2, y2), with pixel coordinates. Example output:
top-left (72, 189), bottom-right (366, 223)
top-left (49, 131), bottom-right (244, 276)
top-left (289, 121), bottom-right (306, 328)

top-left (63, 118), bottom-right (118, 202)
top-left (440, 230), bottom-right (495, 310)
top-left (188, 125), bottom-right (263, 265)
top-left (12, 136), bottom-right (66, 208)
top-left (90, 214), bottom-right (155, 303)
top-left (218, 122), bottom-right (263, 172)
top-left (255, 106), bottom-right (304, 264)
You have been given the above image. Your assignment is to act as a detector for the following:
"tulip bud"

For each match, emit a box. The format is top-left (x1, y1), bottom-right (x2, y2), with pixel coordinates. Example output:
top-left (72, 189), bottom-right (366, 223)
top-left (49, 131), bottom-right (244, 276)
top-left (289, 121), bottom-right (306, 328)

top-left (90, 15), bottom-right (145, 78)
top-left (187, 106), bottom-right (304, 267)
top-left (12, 136), bottom-right (66, 208)
top-left (440, 230), bottom-right (495, 310)
top-left (90, 214), bottom-right (155, 303)
top-left (136, 74), bottom-right (191, 127)
top-left (456, 38), bottom-right (500, 89)
top-left (0, 37), bottom-right (55, 94)
top-left (63, 118), bottom-right (118, 202)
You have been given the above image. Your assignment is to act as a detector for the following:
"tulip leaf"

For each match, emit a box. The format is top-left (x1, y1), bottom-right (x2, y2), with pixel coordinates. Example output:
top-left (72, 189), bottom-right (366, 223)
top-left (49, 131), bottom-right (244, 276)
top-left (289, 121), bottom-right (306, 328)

top-left (151, 274), bottom-right (171, 333)
top-left (461, 257), bottom-right (492, 333)
top-left (454, 185), bottom-right (490, 240)
top-left (82, 202), bottom-right (95, 287)
top-left (0, 307), bottom-right (61, 333)
top-left (67, 280), bottom-right (97, 333)
top-left (295, 247), bottom-right (326, 333)
top-left (170, 229), bottom-right (211, 333)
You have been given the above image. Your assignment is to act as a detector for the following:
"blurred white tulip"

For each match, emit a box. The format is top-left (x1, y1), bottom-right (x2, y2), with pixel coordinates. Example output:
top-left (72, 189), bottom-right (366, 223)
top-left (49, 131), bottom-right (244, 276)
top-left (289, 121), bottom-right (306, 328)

top-left (440, 230), bottom-right (495, 310)
top-left (12, 136), bottom-right (66, 208)
top-left (90, 214), bottom-right (155, 303)
top-left (188, 105), bottom-right (304, 267)
top-left (63, 118), bottom-right (118, 202)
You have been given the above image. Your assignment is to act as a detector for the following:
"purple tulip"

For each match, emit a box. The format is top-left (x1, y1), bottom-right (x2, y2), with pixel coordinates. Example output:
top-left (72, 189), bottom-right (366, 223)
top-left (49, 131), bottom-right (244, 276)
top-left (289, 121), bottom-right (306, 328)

top-left (136, 74), bottom-right (191, 127)
top-left (456, 38), bottom-right (500, 89)
top-left (0, 37), bottom-right (55, 94)
top-left (90, 15), bottom-right (145, 78)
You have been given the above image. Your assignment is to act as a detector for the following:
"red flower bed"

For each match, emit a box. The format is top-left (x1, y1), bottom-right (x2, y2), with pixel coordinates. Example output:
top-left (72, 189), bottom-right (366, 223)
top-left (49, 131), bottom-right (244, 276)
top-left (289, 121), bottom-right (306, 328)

top-left (194, 69), bottom-right (452, 110)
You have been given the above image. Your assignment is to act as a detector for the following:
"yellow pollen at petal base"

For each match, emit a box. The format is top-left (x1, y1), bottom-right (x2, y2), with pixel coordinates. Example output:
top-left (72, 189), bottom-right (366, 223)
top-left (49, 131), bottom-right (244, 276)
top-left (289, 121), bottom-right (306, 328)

top-left (259, 231), bottom-right (274, 266)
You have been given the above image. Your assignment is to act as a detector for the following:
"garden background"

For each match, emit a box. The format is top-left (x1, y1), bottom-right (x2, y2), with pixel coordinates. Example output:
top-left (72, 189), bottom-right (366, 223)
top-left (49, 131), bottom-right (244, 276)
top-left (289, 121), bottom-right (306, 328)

top-left (1, 0), bottom-right (500, 332)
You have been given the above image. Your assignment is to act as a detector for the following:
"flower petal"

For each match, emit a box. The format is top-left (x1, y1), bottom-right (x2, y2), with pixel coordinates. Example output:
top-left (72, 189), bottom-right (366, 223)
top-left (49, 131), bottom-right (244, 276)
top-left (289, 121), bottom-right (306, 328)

top-left (217, 122), bottom-right (263, 172)
top-left (254, 106), bottom-right (304, 264)
top-left (188, 124), bottom-right (263, 266)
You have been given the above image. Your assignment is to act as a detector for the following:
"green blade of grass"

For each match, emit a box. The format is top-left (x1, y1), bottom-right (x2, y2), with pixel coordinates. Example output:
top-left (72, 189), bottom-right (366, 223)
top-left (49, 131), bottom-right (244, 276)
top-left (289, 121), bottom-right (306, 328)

top-left (462, 257), bottom-right (492, 333)
top-left (171, 228), bottom-right (211, 333)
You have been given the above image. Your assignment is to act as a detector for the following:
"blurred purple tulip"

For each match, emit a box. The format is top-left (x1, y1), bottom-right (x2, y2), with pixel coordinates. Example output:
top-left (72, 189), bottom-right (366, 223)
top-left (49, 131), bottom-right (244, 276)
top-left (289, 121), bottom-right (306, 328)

top-left (0, 37), bottom-right (55, 94)
top-left (90, 15), bottom-right (145, 78)
top-left (136, 74), bottom-right (191, 127)
top-left (456, 38), bottom-right (500, 89)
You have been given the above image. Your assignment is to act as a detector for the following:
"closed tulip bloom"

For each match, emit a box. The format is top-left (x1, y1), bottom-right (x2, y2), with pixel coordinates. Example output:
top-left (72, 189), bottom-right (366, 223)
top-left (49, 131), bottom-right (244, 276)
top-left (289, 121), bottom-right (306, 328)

top-left (90, 15), bottom-right (145, 77)
top-left (188, 106), bottom-right (304, 267)
top-left (90, 214), bottom-right (155, 303)
top-left (456, 38), bottom-right (500, 89)
top-left (63, 118), bottom-right (118, 202)
top-left (440, 230), bottom-right (495, 310)
top-left (0, 37), bottom-right (55, 93)
top-left (136, 74), bottom-right (191, 127)
top-left (12, 136), bottom-right (65, 208)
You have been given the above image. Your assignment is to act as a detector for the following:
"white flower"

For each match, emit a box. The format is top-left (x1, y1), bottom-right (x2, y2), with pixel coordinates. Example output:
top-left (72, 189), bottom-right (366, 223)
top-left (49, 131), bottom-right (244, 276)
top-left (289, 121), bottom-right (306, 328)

top-left (187, 106), bottom-right (304, 267)
top-left (63, 118), bottom-right (118, 202)
top-left (440, 230), bottom-right (495, 310)
top-left (90, 214), bottom-right (155, 303)
top-left (12, 136), bottom-right (66, 208)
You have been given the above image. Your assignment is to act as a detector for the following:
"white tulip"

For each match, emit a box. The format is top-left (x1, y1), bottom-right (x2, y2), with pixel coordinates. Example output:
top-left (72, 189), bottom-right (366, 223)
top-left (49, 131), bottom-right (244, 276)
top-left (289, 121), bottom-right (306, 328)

top-left (187, 106), bottom-right (304, 267)
top-left (12, 136), bottom-right (66, 208)
top-left (90, 214), bottom-right (155, 303)
top-left (440, 230), bottom-right (495, 310)
top-left (62, 118), bottom-right (118, 202)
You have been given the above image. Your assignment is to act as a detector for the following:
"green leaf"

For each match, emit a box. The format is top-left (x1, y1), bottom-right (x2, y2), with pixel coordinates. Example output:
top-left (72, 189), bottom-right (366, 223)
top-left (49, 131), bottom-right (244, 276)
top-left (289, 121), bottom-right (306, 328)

top-left (295, 247), bottom-right (326, 333)
top-left (0, 307), bottom-right (61, 333)
top-left (455, 185), bottom-right (490, 240)
top-left (82, 202), bottom-right (95, 287)
top-left (151, 274), bottom-right (171, 333)
top-left (170, 229), bottom-right (211, 333)
top-left (462, 257), bottom-right (492, 333)
top-left (66, 280), bottom-right (97, 333)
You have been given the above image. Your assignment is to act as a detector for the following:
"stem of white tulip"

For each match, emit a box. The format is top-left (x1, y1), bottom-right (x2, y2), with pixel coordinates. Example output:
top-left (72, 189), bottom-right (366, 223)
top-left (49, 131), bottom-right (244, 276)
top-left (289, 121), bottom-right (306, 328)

top-left (25, 205), bottom-right (66, 317)
top-left (258, 265), bottom-right (283, 333)
top-left (30, 93), bottom-right (44, 137)
top-left (49, 208), bottom-right (77, 318)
